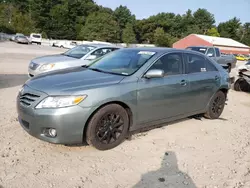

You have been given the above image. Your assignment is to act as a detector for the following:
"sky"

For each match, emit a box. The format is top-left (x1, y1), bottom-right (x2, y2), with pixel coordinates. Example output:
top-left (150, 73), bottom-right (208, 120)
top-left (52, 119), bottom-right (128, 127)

top-left (95, 0), bottom-right (250, 25)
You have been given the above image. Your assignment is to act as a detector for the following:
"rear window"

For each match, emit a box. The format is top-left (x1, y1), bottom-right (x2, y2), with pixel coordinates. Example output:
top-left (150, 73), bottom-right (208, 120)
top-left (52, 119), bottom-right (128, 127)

top-left (186, 47), bottom-right (208, 54)
top-left (32, 35), bottom-right (41, 38)
top-left (185, 53), bottom-right (206, 73)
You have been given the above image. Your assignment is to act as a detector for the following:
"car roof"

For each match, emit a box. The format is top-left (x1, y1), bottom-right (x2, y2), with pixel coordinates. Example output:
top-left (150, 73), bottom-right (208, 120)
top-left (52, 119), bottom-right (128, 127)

top-left (120, 47), bottom-right (191, 53)
top-left (80, 43), bottom-right (120, 48)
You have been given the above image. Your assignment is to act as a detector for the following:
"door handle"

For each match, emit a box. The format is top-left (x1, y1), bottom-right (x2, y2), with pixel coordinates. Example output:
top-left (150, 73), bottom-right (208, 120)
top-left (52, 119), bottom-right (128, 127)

top-left (215, 75), bottom-right (220, 81)
top-left (180, 80), bottom-right (187, 86)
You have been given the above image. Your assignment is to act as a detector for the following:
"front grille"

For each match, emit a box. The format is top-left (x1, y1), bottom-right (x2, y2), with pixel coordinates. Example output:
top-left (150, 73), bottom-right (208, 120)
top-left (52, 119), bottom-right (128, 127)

top-left (29, 62), bottom-right (39, 70)
top-left (19, 93), bottom-right (40, 107)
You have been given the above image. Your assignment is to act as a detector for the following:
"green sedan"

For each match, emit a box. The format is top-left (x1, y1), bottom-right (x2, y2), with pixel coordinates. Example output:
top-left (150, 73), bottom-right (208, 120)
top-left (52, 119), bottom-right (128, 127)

top-left (17, 47), bottom-right (230, 150)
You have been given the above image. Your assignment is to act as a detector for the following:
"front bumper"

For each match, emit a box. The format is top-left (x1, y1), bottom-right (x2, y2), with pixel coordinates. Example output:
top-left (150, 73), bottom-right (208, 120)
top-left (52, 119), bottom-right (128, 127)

top-left (17, 96), bottom-right (94, 144)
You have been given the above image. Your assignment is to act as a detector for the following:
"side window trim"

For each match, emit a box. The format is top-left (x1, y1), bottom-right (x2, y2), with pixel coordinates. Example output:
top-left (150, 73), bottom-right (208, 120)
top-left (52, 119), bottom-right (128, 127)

top-left (142, 52), bottom-right (185, 78)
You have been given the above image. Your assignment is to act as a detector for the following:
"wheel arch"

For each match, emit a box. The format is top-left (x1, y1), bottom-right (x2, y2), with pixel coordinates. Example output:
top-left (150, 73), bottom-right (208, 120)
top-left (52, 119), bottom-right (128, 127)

top-left (82, 101), bottom-right (133, 142)
top-left (218, 87), bottom-right (229, 98)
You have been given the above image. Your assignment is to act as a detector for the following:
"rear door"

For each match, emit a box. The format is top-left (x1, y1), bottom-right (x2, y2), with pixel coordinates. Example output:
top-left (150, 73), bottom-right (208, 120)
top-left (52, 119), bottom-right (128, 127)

top-left (184, 52), bottom-right (221, 112)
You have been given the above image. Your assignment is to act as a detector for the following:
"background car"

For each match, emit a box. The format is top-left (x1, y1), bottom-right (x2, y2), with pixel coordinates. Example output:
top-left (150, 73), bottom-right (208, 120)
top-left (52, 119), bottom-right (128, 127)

top-left (30, 33), bottom-right (42, 45)
top-left (186, 46), bottom-right (236, 72)
top-left (234, 60), bottom-right (250, 92)
top-left (28, 44), bottom-right (120, 77)
top-left (235, 54), bottom-right (248, 61)
top-left (18, 48), bottom-right (230, 150)
top-left (15, 36), bottom-right (29, 44)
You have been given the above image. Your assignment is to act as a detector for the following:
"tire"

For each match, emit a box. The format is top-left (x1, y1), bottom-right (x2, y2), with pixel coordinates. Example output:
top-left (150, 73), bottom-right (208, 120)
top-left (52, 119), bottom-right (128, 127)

top-left (86, 104), bottom-right (129, 150)
top-left (204, 91), bottom-right (226, 119)
top-left (234, 80), bottom-right (242, 91)
top-left (227, 64), bottom-right (231, 73)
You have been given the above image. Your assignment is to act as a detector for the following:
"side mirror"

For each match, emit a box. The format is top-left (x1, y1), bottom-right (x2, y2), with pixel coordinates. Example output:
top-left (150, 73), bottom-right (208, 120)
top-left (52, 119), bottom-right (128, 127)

top-left (207, 53), bottom-right (213, 57)
top-left (144, 69), bottom-right (164, 79)
top-left (85, 55), bottom-right (97, 60)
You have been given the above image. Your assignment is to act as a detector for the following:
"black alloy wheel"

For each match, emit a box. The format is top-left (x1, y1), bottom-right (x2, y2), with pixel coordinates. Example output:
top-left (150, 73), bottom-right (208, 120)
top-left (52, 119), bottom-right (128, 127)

top-left (204, 91), bottom-right (226, 119)
top-left (86, 104), bottom-right (129, 150)
top-left (96, 113), bottom-right (124, 144)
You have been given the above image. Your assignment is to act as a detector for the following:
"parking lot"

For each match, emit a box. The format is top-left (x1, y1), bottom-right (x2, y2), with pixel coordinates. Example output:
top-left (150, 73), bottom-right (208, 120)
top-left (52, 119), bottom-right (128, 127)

top-left (0, 41), bottom-right (250, 188)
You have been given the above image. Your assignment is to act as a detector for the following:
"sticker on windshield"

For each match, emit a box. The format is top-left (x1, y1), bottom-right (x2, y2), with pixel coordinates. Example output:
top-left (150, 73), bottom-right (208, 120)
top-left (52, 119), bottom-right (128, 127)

top-left (138, 51), bottom-right (156, 56)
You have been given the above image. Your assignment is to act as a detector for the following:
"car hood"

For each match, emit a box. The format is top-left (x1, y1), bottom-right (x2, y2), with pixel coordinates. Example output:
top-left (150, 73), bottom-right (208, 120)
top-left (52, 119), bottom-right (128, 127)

top-left (32, 54), bottom-right (76, 65)
top-left (26, 67), bottom-right (125, 95)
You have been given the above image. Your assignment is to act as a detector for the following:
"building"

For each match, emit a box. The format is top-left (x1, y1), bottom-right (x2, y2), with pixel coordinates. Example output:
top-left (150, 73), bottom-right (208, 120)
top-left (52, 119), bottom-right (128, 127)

top-left (173, 34), bottom-right (250, 55)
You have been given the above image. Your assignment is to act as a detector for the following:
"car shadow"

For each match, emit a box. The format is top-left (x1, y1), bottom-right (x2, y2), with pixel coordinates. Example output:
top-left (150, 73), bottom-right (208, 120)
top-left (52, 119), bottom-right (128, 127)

top-left (133, 151), bottom-right (197, 188)
top-left (0, 74), bottom-right (29, 89)
top-left (66, 115), bottom-right (228, 148)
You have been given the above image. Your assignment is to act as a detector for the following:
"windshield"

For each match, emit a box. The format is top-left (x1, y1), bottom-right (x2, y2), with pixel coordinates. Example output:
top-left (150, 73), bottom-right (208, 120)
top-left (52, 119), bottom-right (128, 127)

top-left (246, 60), bottom-right (250, 65)
top-left (88, 49), bottom-right (156, 76)
top-left (186, 47), bottom-right (207, 54)
top-left (18, 36), bottom-right (27, 39)
top-left (63, 45), bottom-right (96, 59)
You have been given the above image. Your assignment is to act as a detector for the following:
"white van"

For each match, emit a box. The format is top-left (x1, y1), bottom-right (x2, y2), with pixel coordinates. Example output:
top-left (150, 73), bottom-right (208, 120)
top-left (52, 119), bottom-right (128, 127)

top-left (30, 33), bottom-right (42, 45)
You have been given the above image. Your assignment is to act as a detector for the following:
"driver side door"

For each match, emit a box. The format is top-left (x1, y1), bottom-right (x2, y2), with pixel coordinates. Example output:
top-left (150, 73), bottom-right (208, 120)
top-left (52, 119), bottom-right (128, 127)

top-left (136, 52), bottom-right (191, 126)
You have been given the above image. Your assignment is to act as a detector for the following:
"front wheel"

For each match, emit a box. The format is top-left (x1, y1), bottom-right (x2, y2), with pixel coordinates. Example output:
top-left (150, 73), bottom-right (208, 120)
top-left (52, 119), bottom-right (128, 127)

top-left (86, 104), bottom-right (129, 150)
top-left (204, 91), bottom-right (226, 119)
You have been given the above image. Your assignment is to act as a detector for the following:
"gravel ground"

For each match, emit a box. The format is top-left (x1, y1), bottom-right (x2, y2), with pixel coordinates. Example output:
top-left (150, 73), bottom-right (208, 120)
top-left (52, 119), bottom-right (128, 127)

top-left (0, 42), bottom-right (250, 188)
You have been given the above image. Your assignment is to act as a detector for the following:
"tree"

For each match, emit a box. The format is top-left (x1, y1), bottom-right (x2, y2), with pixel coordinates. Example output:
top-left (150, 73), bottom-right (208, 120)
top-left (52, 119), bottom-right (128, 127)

top-left (114, 5), bottom-right (135, 41)
top-left (11, 11), bottom-right (36, 35)
top-left (49, 3), bottom-right (76, 39)
top-left (78, 12), bottom-right (120, 42)
top-left (206, 27), bottom-right (220, 37)
top-left (239, 22), bottom-right (250, 46)
top-left (193, 8), bottom-right (215, 34)
top-left (218, 17), bottom-right (241, 41)
top-left (122, 23), bottom-right (136, 45)
top-left (154, 27), bottom-right (172, 47)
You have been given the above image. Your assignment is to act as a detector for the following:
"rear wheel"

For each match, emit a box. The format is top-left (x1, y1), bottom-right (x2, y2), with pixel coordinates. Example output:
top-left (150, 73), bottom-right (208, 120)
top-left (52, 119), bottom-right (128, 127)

top-left (204, 91), bottom-right (226, 119)
top-left (86, 104), bottom-right (129, 150)
top-left (234, 79), bottom-right (250, 92)
top-left (234, 79), bottom-right (242, 91)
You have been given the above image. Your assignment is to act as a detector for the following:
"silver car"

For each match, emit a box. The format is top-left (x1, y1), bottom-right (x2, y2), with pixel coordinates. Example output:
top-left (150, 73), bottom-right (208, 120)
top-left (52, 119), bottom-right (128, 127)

top-left (28, 44), bottom-right (120, 77)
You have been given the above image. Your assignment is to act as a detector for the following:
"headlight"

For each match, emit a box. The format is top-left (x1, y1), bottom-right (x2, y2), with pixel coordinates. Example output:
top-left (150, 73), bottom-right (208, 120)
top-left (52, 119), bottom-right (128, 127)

top-left (36, 95), bottom-right (87, 109)
top-left (39, 63), bottom-right (55, 71)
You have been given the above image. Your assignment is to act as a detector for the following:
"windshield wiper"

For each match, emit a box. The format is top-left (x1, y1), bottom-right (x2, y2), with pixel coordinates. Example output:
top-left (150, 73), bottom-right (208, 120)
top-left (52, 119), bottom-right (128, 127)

top-left (88, 67), bottom-right (107, 73)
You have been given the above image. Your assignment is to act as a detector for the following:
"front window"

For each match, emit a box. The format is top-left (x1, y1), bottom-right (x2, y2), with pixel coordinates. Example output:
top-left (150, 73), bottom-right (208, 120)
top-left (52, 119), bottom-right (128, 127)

top-left (63, 45), bottom-right (96, 59)
top-left (149, 53), bottom-right (183, 76)
top-left (88, 49), bottom-right (156, 75)
top-left (186, 47), bottom-right (207, 54)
